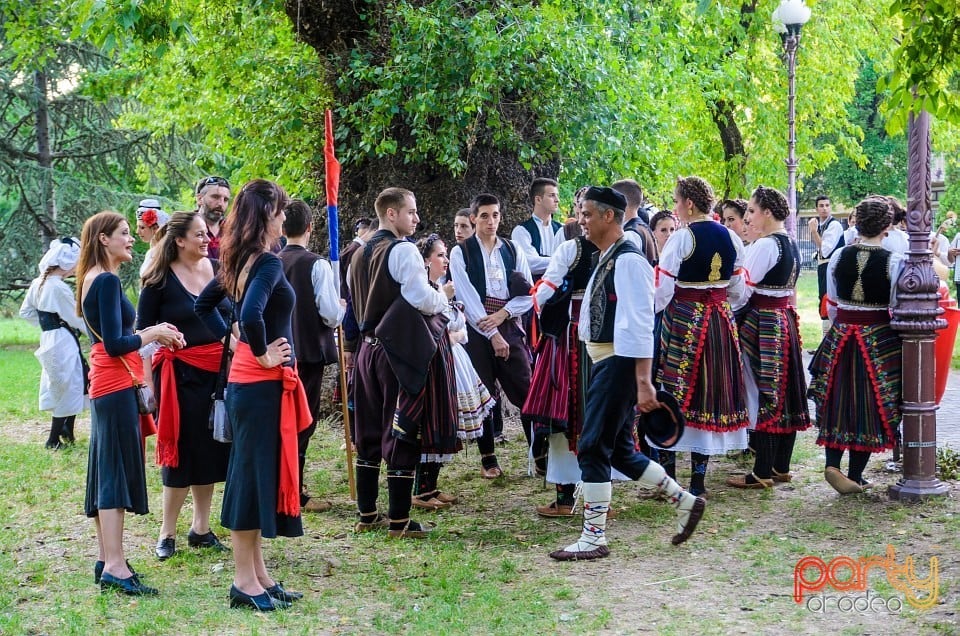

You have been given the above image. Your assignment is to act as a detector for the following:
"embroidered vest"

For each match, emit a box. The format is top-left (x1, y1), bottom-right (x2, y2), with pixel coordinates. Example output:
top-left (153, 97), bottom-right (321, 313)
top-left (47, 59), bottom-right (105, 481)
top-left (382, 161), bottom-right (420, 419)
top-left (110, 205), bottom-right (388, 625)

top-left (588, 239), bottom-right (642, 342)
top-left (461, 234), bottom-right (517, 302)
top-left (349, 230), bottom-right (403, 334)
top-left (539, 237), bottom-right (599, 338)
top-left (756, 233), bottom-right (801, 290)
top-left (676, 221), bottom-right (736, 285)
top-left (834, 245), bottom-right (893, 308)
top-left (520, 217), bottom-right (562, 256)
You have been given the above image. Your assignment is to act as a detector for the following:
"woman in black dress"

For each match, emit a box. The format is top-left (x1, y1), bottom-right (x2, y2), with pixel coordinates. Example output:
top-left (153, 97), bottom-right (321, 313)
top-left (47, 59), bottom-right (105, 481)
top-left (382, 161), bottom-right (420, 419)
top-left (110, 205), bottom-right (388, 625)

top-left (196, 180), bottom-right (309, 611)
top-left (139, 211), bottom-right (232, 560)
top-left (77, 211), bottom-right (183, 595)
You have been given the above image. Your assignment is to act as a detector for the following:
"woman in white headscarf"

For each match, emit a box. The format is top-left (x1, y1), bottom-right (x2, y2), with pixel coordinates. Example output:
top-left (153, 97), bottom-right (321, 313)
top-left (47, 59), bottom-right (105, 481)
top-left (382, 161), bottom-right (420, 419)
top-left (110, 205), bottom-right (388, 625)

top-left (20, 237), bottom-right (88, 448)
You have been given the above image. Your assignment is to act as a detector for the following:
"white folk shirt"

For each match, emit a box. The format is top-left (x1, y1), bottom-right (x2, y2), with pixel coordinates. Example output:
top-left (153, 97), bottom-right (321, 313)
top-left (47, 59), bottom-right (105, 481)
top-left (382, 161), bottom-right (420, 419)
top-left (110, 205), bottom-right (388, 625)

top-left (534, 238), bottom-right (580, 312)
top-left (449, 238), bottom-right (534, 339)
top-left (654, 223), bottom-right (746, 314)
top-left (310, 258), bottom-right (346, 328)
top-left (881, 227), bottom-right (910, 255)
top-left (511, 216), bottom-right (564, 276)
top-left (817, 217), bottom-right (844, 261)
top-left (578, 242), bottom-right (655, 359)
top-left (740, 233), bottom-right (796, 306)
top-left (346, 240), bottom-right (449, 316)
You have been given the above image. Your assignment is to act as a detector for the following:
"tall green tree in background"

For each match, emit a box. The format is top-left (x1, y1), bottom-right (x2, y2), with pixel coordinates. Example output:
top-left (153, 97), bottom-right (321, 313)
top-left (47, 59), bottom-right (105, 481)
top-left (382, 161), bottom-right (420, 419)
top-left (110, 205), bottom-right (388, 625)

top-left (0, 1), bottom-right (192, 291)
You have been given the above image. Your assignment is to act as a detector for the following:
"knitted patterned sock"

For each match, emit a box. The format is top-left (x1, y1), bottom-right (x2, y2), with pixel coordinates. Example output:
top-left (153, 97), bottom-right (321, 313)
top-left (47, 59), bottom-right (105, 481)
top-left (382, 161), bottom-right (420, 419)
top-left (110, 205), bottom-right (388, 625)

top-left (562, 482), bottom-right (611, 553)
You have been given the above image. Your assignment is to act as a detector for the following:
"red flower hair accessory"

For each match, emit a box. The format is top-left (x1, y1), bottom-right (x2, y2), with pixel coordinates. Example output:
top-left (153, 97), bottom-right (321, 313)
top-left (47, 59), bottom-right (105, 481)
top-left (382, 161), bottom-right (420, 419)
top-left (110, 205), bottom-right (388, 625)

top-left (141, 209), bottom-right (158, 226)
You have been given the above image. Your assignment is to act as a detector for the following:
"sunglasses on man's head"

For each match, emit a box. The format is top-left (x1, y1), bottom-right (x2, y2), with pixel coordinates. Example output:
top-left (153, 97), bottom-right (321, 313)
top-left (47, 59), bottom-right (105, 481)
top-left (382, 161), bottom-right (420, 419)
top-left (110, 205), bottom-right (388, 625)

top-left (196, 176), bottom-right (230, 193)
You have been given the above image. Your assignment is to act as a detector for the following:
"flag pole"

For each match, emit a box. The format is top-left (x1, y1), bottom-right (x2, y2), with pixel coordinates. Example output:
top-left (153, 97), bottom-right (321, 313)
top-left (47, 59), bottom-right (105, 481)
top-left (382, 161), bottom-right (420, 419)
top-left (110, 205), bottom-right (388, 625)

top-left (325, 109), bottom-right (356, 500)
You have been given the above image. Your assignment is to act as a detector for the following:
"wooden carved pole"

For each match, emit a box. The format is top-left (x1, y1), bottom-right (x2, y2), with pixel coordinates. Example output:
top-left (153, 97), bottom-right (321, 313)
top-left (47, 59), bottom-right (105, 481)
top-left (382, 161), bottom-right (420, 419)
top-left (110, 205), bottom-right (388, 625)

top-left (888, 109), bottom-right (949, 501)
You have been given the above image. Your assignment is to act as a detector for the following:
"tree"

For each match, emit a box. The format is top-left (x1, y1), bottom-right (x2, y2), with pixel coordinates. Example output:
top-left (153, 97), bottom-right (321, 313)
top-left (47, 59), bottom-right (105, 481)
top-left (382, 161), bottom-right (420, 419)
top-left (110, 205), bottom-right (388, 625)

top-left (0, 1), bottom-right (191, 291)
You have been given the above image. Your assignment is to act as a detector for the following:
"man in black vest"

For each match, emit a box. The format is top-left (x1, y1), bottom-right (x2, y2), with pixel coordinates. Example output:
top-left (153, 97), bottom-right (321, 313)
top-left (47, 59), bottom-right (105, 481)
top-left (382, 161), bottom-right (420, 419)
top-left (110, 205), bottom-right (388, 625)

top-left (279, 200), bottom-right (345, 513)
top-left (512, 177), bottom-right (563, 277)
top-left (808, 195), bottom-right (844, 335)
top-left (349, 187), bottom-right (453, 538)
top-left (549, 187), bottom-right (705, 561)
top-left (449, 193), bottom-right (538, 478)
top-left (612, 179), bottom-right (658, 266)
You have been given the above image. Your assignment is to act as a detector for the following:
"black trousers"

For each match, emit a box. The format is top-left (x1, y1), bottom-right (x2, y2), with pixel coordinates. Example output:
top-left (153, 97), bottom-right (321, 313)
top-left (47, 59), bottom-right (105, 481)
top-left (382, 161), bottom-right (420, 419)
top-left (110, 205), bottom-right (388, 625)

top-left (577, 356), bottom-right (651, 483)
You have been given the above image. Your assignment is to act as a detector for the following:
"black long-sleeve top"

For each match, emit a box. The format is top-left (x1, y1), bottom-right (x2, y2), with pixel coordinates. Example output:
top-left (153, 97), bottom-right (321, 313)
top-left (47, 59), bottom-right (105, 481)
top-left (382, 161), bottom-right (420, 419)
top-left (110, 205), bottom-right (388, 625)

top-left (137, 262), bottom-right (231, 346)
top-left (82, 272), bottom-right (141, 357)
top-left (195, 252), bottom-right (296, 366)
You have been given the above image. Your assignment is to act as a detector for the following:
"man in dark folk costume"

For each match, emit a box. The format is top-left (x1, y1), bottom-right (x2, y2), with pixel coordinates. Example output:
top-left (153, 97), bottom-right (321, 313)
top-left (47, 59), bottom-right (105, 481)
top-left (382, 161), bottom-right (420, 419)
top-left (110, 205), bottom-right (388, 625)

top-left (348, 188), bottom-right (455, 538)
top-left (278, 200), bottom-right (345, 512)
top-left (550, 187), bottom-right (705, 561)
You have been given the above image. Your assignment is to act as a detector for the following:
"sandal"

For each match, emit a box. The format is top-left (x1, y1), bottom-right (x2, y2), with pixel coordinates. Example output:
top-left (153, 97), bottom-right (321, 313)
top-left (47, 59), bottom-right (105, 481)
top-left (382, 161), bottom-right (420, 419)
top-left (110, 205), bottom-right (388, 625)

top-left (480, 466), bottom-right (503, 479)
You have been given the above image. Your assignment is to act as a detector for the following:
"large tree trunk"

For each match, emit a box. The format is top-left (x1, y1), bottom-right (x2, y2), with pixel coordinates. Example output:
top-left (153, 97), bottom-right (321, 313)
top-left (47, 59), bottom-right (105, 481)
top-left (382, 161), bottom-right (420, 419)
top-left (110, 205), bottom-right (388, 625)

top-left (711, 98), bottom-right (747, 199)
top-left (285, 0), bottom-right (557, 245)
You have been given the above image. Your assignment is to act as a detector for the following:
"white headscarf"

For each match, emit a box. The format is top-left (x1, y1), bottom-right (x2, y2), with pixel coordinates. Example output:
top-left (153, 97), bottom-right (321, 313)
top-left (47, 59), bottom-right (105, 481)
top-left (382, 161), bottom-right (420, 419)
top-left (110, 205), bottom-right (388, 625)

top-left (38, 237), bottom-right (81, 274)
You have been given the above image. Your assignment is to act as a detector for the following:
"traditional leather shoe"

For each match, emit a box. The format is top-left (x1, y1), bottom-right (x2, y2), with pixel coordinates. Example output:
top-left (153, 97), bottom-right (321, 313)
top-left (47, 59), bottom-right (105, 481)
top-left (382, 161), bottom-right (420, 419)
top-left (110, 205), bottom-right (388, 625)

top-left (671, 496), bottom-right (706, 546)
top-left (265, 582), bottom-right (303, 603)
top-left (387, 519), bottom-right (432, 539)
top-left (188, 529), bottom-right (228, 551)
top-left (155, 536), bottom-right (175, 560)
top-left (411, 495), bottom-right (451, 511)
top-left (100, 572), bottom-right (158, 596)
top-left (434, 491), bottom-right (459, 505)
top-left (354, 514), bottom-right (389, 533)
top-left (229, 585), bottom-right (288, 611)
top-left (726, 473), bottom-right (774, 489)
top-left (480, 465), bottom-right (503, 479)
top-left (94, 560), bottom-right (138, 584)
top-left (824, 467), bottom-right (863, 495)
top-left (536, 501), bottom-right (576, 518)
top-left (771, 470), bottom-right (793, 483)
top-left (548, 545), bottom-right (610, 561)
top-left (302, 497), bottom-right (333, 513)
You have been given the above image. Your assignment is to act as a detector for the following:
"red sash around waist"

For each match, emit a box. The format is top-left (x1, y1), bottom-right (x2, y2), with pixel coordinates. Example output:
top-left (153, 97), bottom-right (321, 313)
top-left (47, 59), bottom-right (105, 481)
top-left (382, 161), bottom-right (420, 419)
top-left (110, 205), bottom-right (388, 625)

top-left (749, 294), bottom-right (793, 310)
top-left (89, 343), bottom-right (156, 441)
top-left (153, 342), bottom-right (224, 468)
top-left (674, 286), bottom-right (728, 304)
top-left (835, 308), bottom-right (891, 325)
top-left (229, 341), bottom-right (311, 516)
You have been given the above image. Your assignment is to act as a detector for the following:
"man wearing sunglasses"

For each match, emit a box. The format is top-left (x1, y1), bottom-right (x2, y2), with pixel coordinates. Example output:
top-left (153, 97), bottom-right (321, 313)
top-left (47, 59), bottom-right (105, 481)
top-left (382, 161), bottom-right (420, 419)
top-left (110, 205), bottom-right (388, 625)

top-left (195, 176), bottom-right (231, 259)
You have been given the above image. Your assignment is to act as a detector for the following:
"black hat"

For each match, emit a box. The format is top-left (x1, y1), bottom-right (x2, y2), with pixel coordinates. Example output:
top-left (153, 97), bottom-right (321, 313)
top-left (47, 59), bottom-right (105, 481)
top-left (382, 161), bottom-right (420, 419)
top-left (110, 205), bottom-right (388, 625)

top-left (583, 186), bottom-right (627, 212)
top-left (637, 390), bottom-right (685, 449)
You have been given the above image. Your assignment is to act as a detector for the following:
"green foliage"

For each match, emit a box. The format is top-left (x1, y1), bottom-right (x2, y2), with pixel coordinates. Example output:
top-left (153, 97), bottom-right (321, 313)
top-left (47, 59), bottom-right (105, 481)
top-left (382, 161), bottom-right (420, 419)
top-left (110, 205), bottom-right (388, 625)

top-left (804, 62), bottom-right (907, 206)
top-left (881, 0), bottom-right (960, 131)
top-left (78, 0), bottom-right (329, 202)
top-left (937, 445), bottom-right (960, 480)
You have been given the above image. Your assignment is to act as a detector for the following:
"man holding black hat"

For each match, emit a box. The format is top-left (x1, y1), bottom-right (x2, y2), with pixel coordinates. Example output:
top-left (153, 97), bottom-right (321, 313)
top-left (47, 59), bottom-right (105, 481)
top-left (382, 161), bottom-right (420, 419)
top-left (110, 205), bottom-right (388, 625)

top-left (195, 176), bottom-right (231, 260)
top-left (549, 186), bottom-right (705, 561)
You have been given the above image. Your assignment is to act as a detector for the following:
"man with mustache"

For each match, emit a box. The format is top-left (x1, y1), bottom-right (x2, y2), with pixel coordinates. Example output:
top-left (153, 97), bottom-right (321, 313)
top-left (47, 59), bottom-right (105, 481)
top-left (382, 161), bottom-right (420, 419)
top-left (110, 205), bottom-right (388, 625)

top-left (195, 176), bottom-right (232, 260)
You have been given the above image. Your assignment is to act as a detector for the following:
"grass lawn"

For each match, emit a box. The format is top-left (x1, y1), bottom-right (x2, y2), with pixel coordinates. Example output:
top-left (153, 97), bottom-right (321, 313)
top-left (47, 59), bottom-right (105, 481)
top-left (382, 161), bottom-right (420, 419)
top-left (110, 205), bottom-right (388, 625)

top-left (0, 283), bottom-right (958, 634)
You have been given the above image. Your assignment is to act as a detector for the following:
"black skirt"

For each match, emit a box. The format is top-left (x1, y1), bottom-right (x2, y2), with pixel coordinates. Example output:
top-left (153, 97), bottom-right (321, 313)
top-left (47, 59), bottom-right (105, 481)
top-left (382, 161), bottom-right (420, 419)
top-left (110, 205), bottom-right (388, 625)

top-left (156, 360), bottom-right (230, 488)
top-left (85, 388), bottom-right (149, 517)
top-left (221, 380), bottom-right (303, 538)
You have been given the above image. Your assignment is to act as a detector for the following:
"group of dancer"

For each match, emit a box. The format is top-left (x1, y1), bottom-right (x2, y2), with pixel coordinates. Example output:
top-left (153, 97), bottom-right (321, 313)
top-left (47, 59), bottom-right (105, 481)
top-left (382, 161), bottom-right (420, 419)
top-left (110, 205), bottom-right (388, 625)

top-left (18, 172), bottom-right (906, 608)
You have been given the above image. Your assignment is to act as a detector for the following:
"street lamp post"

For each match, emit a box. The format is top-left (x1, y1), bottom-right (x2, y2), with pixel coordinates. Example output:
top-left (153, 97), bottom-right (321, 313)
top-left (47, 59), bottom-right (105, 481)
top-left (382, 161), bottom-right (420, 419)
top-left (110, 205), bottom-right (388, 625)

top-left (773, 0), bottom-right (811, 240)
top-left (888, 109), bottom-right (950, 501)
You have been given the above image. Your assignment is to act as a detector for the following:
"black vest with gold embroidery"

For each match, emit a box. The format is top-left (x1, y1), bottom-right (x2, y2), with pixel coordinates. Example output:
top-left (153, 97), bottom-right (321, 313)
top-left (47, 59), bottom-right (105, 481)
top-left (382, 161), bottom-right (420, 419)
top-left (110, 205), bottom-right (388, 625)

top-left (756, 233), bottom-right (801, 290)
top-left (834, 245), bottom-right (893, 308)
top-left (676, 221), bottom-right (736, 284)
top-left (588, 239), bottom-right (641, 342)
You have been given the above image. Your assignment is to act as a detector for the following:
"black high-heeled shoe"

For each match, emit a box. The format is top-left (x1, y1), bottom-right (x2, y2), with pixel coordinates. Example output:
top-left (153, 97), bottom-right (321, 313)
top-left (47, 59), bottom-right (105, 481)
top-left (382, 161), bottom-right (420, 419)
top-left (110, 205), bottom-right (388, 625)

top-left (265, 582), bottom-right (303, 603)
top-left (100, 572), bottom-right (158, 596)
top-left (229, 585), bottom-right (290, 611)
top-left (94, 560), bottom-right (139, 584)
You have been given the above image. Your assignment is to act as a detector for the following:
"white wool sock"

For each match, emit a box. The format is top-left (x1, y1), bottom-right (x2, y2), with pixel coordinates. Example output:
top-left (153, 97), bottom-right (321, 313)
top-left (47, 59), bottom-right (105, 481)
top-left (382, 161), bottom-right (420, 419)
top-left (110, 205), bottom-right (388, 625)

top-left (562, 482), bottom-right (612, 553)
top-left (637, 462), bottom-right (697, 535)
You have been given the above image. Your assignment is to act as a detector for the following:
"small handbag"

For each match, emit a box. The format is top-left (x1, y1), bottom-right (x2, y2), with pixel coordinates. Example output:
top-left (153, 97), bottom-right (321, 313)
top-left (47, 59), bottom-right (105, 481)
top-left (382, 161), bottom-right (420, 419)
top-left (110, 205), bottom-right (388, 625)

top-left (210, 297), bottom-right (236, 443)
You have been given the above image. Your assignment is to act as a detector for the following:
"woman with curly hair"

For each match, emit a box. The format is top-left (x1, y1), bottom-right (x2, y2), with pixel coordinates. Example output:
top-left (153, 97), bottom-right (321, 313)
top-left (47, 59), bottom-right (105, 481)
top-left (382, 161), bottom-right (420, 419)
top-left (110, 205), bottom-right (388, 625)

top-left (652, 176), bottom-right (749, 496)
top-left (726, 187), bottom-right (810, 489)
top-left (808, 196), bottom-right (904, 494)
top-left (196, 179), bottom-right (310, 610)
